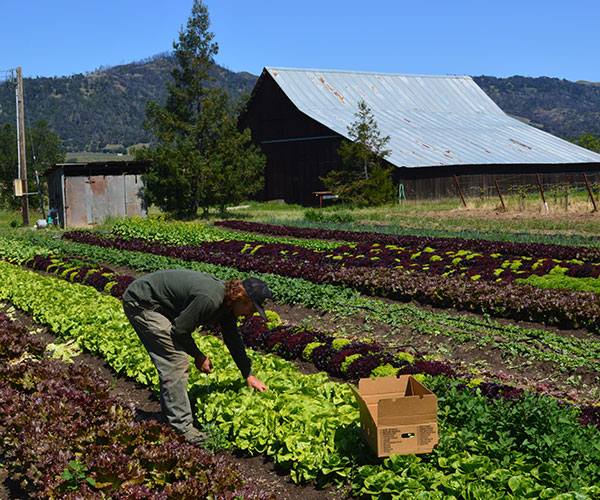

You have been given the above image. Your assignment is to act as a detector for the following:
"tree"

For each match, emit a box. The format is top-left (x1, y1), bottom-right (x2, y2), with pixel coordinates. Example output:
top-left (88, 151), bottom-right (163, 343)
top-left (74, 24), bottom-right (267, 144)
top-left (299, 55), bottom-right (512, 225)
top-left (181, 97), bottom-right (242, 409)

top-left (577, 133), bottom-right (600, 153)
top-left (321, 100), bottom-right (395, 206)
top-left (338, 100), bottom-right (391, 181)
top-left (0, 121), bottom-right (65, 209)
top-left (0, 123), bottom-right (18, 208)
top-left (137, 0), bottom-right (265, 217)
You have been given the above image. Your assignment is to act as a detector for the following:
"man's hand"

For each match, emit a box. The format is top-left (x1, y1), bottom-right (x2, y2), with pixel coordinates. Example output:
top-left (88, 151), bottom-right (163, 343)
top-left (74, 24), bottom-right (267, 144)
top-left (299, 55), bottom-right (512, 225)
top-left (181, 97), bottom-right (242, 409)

top-left (195, 354), bottom-right (212, 374)
top-left (246, 375), bottom-right (268, 392)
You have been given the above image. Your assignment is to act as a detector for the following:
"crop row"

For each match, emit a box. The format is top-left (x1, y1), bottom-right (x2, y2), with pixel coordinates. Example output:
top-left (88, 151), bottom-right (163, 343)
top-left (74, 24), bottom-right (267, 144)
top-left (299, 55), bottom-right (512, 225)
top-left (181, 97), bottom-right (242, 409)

top-left (112, 218), bottom-right (600, 280)
top-left (24, 253), bottom-right (135, 297)
top-left (215, 219), bottom-right (600, 262)
top-left (111, 216), bottom-right (342, 251)
top-left (8, 247), bottom-right (600, 423)
top-left (62, 229), bottom-right (600, 333)
top-left (3, 233), bottom-right (599, 375)
top-left (2, 262), bottom-right (599, 498)
top-left (19, 251), bottom-right (434, 381)
top-left (259, 218), bottom-right (600, 248)
top-left (0, 309), bottom-right (270, 500)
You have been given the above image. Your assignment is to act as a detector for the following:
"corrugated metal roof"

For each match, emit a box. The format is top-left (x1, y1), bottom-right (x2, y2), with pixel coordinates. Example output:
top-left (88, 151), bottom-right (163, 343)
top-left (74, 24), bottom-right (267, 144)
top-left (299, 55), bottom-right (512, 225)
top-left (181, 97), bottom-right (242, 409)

top-left (262, 67), bottom-right (600, 168)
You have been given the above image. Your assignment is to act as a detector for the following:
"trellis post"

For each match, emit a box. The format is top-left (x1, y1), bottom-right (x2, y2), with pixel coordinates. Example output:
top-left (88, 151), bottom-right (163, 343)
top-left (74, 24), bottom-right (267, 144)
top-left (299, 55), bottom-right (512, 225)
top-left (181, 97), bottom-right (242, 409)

top-left (536, 173), bottom-right (548, 214)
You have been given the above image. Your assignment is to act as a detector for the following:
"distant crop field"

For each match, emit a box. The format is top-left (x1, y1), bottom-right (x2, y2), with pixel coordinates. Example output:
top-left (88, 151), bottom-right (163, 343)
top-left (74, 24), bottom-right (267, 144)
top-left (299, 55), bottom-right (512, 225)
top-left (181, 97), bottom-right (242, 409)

top-left (65, 151), bottom-right (134, 162)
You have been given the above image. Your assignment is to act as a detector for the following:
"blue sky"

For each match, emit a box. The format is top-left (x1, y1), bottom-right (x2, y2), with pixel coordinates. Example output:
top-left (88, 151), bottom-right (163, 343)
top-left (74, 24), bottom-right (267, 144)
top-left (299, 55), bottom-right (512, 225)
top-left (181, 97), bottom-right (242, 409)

top-left (2, 0), bottom-right (599, 82)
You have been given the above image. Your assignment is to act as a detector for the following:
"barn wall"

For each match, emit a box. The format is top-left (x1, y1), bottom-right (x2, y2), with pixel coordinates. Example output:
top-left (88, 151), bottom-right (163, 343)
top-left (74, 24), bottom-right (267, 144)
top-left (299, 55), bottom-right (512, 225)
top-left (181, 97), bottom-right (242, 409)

top-left (242, 75), bottom-right (345, 205)
top-left (396, 163), bottom-right (600, 200)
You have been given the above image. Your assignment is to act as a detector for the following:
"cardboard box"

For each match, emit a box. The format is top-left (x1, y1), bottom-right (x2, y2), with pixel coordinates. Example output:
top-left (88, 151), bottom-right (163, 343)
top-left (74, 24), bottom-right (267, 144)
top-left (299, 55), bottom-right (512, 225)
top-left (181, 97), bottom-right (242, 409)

top-left (351, 375), bottom-right (438, 457)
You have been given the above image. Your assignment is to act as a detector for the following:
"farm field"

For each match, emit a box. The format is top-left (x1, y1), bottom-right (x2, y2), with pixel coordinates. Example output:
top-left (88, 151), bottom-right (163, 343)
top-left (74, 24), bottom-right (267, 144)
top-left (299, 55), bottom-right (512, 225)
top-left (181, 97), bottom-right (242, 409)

top-left (1, 210), bottom-right (599, 499)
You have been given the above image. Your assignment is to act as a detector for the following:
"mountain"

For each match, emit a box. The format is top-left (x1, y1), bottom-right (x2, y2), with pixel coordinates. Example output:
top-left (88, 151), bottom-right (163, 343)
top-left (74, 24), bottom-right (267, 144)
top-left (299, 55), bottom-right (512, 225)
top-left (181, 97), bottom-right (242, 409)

top-left (1, 56), bottom-right (599, 152)
top-left (472, 75), bottom-right (600, 140)
top-left (0, 54), bottom-right (257, 152)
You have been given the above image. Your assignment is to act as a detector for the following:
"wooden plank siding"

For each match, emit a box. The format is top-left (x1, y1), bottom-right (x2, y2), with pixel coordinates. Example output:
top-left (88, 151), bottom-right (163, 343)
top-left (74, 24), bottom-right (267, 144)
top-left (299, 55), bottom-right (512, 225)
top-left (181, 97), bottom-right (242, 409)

top-left (395, 164), bottom-right (600, 200)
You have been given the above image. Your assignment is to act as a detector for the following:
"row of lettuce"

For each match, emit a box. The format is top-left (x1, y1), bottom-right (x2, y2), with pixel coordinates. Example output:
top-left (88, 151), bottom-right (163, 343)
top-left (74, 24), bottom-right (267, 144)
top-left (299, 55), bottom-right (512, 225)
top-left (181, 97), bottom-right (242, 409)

top-left (3, 231), bottom-right (599, 376)
top-left (3, 224), bottom-right (600, 496)
top-left (212, 219), bottom-right (600, 262)
top-left (64, 221), bottom-right (600, 333)
top-left (0, 308), bottom-right (272, 500)
top-left (250, 217), bottom-right (600, 249)
top-left (1, 260), bottom-right (600, 499)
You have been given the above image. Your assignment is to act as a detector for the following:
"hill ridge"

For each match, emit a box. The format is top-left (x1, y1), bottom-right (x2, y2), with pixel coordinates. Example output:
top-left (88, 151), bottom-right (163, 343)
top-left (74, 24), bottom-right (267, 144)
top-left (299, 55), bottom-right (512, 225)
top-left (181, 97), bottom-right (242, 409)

top-left (1, 55), bottom-right (598, 152)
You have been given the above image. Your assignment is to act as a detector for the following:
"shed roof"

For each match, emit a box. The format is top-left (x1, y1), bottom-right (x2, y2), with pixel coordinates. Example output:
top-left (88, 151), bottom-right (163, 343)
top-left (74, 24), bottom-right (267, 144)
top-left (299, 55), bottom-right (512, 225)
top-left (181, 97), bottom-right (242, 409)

top-left (43, 160), bottom-right (148, 178)
top-left (259, 67), bottom-right (600, 168)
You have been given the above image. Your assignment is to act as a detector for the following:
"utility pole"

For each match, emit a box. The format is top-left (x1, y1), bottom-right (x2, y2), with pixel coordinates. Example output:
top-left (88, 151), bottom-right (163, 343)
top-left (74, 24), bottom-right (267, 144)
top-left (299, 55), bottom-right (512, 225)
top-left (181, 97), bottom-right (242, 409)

top-left (16, 67), bottom-right (30, 226)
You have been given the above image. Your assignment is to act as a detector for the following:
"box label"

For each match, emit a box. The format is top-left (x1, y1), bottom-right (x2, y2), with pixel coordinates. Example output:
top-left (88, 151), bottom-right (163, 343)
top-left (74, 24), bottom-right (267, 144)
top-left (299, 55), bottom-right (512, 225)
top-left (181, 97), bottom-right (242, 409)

top-left (418, 425), bottom-right (435, 447)
top-left (381, 428), bottom-right (402, 454)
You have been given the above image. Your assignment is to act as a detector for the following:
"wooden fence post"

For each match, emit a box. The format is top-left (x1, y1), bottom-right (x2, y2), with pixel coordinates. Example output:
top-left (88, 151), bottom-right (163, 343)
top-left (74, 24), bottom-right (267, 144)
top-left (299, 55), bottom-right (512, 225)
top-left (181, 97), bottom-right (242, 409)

top-left (583, 173), bottom-right (597, 212)
top-left (536, 173), bottom-right (548, 214)
top-left (494, 179), bottom-right (506, 211)
top-left (454, 175), bottom-right (466, 207)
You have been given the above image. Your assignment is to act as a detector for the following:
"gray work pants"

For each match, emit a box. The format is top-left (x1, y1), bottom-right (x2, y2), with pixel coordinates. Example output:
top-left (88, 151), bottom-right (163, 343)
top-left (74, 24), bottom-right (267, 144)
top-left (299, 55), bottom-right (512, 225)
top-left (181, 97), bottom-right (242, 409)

top-left (122, 300), bottom-right (195, 436)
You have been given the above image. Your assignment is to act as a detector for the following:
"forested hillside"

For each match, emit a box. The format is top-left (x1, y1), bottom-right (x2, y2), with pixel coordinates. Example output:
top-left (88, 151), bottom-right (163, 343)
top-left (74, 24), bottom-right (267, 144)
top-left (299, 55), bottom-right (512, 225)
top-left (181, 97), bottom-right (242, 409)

top-left (473, 75), bottom-right (600, 140)
top-left (0, 54), bottom-right (256, 152)
top-left (1, 54), bottom-right (598, 152)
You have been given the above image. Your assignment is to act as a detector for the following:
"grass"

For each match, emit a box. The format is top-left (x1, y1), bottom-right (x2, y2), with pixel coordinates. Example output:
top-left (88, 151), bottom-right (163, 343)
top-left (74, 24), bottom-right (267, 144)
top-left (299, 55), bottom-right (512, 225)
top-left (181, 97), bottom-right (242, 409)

top-left (3, 188), bottom-right (600, 238)
top-left (207, 192), bottom-right (600, 237)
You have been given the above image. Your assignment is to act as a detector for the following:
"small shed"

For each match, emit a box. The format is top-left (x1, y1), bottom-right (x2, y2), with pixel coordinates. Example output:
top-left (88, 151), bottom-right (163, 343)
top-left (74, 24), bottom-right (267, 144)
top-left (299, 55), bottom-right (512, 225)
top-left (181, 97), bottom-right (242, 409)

top-left (44, 161), bottom-right (148, 228)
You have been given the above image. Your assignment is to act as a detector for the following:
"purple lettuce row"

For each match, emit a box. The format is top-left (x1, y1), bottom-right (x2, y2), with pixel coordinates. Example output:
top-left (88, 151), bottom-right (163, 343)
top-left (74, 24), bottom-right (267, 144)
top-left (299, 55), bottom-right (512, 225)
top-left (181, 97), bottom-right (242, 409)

top-left (215, 219), bottom-right (600, 263)
top-left (62, 229), bottom-right (600, 285)
top-left (580, 406), bottom-right (600, 428)
top-left (236, 316), bottom-right (455, 380)
top-left (64, 229), bottom-right (600, 284)
top-left (62, 231), bottom-right (600, 332)
top-left (24, 253), bottom-right (135, 298)
top-left (0, 312), bottom-right (273, 500)
top-left (331, 266), bottom-right (600, 332)
top-left (0, 313), bottom-right (46, 360)
top-left (235, 315), bottom-right (600, 429)
top-left (328, 241), bottom-right (600, 281)
top-left (79, 225), bottom-right (600, 283)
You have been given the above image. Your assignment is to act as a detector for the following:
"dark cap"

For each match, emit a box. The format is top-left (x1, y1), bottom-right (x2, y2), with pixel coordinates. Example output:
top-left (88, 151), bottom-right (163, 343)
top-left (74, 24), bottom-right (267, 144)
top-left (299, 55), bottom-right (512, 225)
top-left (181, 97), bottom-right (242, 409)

top-left (242, 277), bottom-right (273, 320)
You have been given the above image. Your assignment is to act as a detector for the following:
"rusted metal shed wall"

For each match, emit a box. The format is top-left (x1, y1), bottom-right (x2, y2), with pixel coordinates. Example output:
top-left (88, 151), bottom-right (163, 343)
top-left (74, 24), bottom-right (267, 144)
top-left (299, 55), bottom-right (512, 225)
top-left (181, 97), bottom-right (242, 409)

top-left (45, 162), bottom-right (147, 228)
top-left (63, 174), bottom-right (146, 227)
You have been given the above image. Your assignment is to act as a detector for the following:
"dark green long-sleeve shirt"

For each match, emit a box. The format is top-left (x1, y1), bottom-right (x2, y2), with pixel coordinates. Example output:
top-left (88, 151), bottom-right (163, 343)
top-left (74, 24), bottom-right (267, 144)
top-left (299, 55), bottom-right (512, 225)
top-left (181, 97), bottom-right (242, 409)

top-left (123, 269), bottom-right (253, 378)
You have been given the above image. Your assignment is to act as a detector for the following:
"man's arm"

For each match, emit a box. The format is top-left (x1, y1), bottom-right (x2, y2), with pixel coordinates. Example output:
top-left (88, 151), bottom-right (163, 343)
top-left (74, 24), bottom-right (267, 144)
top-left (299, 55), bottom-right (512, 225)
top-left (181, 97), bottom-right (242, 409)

top-left (219, 312), bottom-right (254, 379)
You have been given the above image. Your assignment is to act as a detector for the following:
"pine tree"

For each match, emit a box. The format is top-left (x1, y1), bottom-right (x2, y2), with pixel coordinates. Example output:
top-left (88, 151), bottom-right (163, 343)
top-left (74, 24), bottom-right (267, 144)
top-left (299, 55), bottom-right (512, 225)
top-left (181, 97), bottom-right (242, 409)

top-left (321, 100), bottom-right (395, 206)
top-left (138, 0), bottom-right (264, 217)
top-left (338, 100), bottom-right (391, 181)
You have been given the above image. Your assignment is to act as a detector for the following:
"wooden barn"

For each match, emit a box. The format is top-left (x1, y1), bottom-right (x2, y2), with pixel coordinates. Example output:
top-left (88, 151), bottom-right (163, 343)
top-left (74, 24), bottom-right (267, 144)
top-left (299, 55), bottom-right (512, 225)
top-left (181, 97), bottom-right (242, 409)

top-left (241, 67), bottom-right (600, 205)
top-left (44, 161), bottom-right (148, 228)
